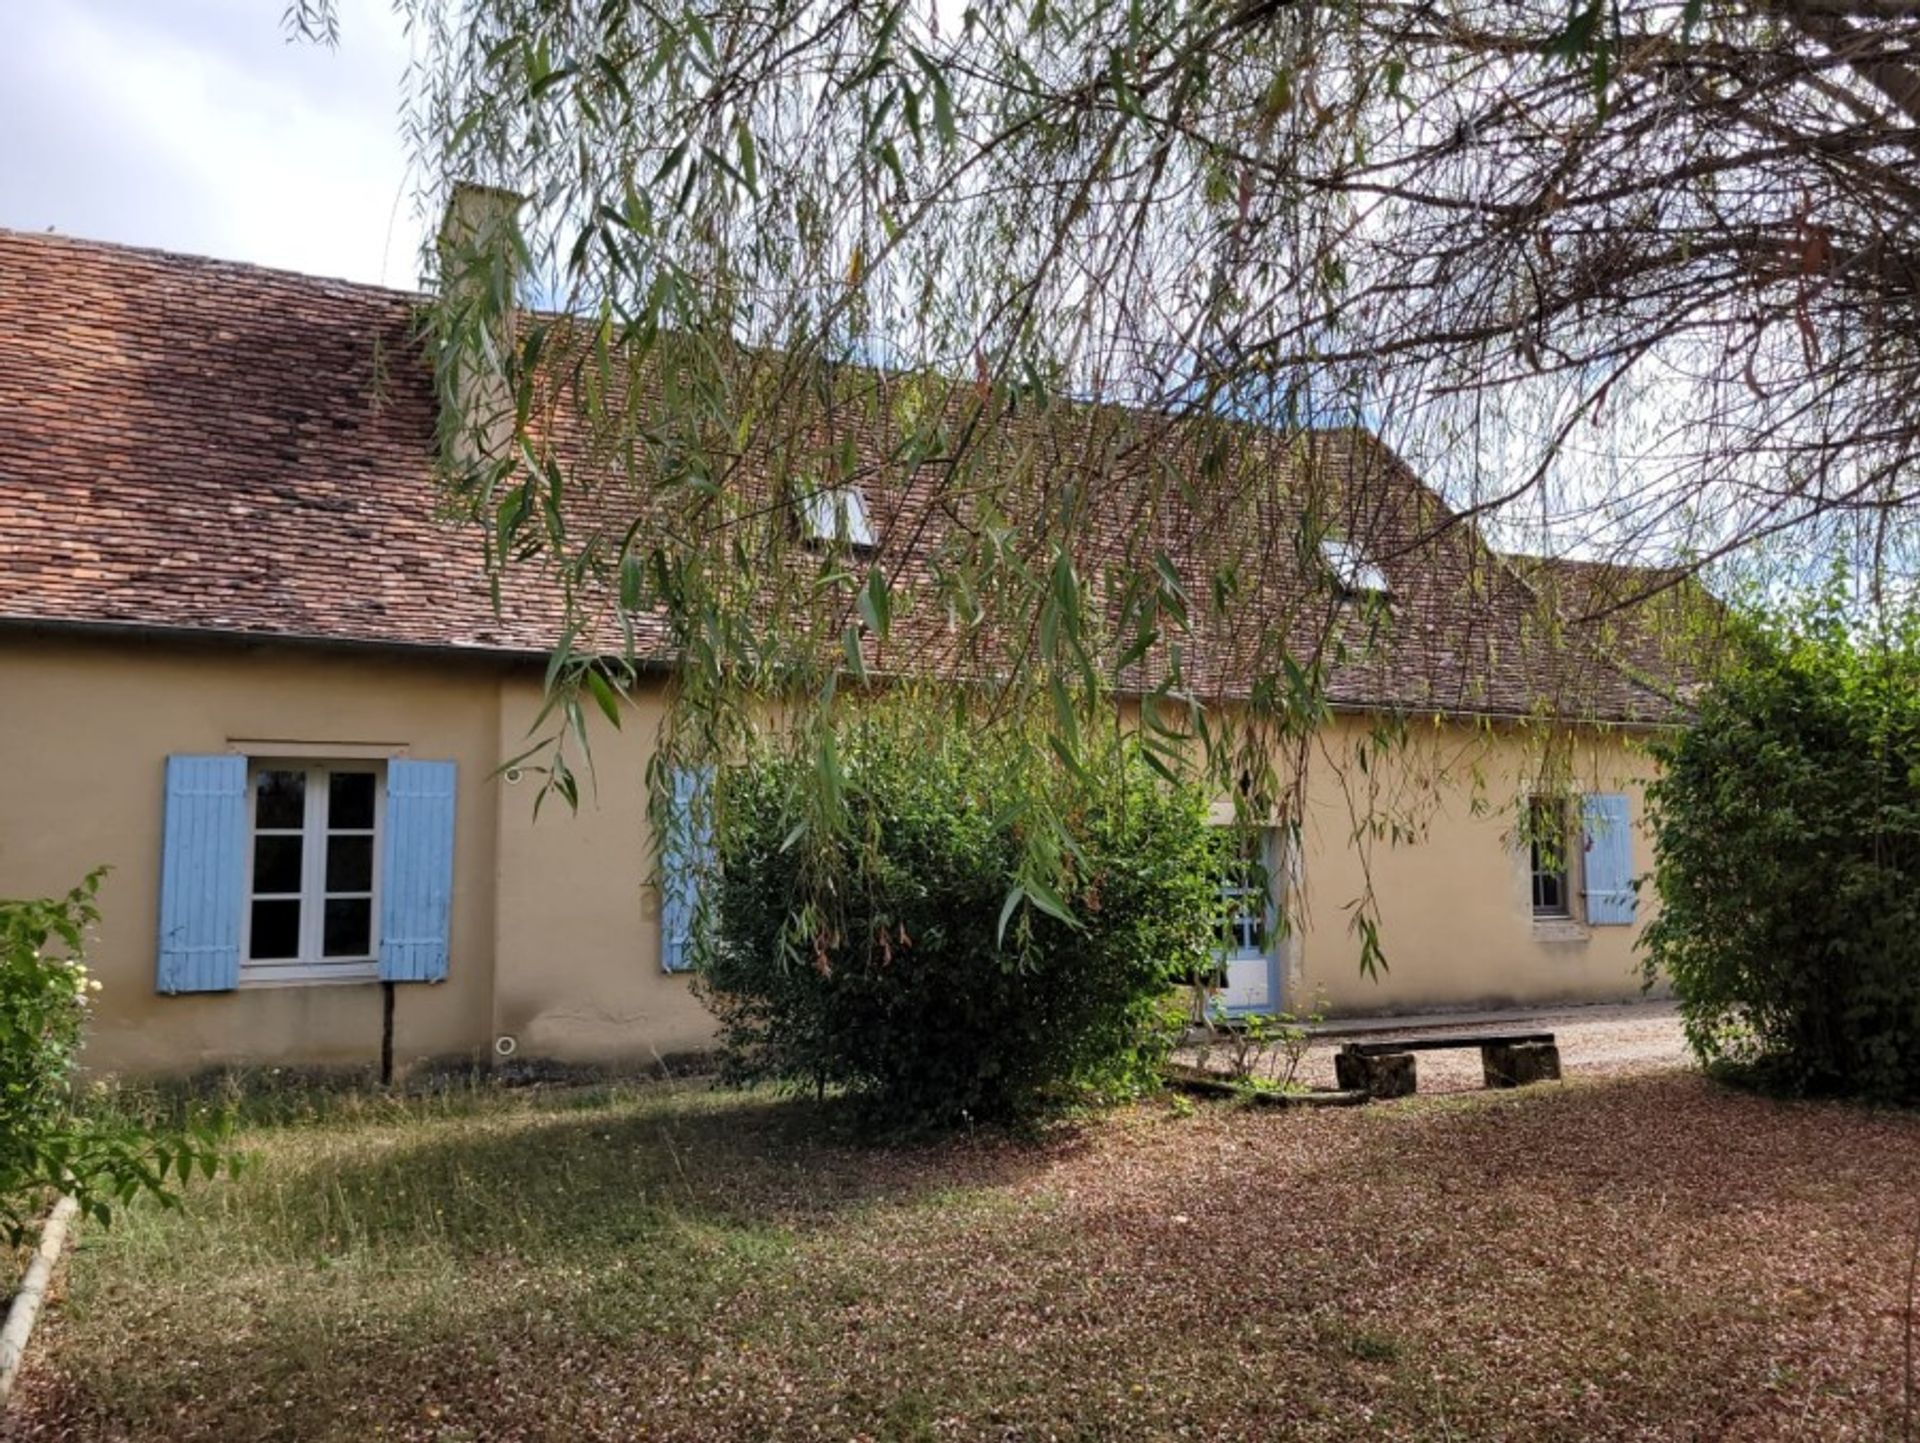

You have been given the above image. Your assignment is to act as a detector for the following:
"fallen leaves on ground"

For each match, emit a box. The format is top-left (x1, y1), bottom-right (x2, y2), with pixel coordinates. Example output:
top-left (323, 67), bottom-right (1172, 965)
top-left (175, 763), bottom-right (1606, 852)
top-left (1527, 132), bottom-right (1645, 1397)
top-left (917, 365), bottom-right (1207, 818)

top-left (9, 1068), bottom-right (1917, 1442)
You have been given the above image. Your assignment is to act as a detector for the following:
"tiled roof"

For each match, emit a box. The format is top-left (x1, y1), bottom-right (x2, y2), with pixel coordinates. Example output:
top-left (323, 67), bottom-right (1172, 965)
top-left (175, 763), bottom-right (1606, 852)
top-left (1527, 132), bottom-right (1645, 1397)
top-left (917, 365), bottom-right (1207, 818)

top-left (0, 227), bottom-right (1683, 722)
top-left (0, 229), bottom-right (573, 655)
top-left (1506, 555), bottom-right (1726, 702)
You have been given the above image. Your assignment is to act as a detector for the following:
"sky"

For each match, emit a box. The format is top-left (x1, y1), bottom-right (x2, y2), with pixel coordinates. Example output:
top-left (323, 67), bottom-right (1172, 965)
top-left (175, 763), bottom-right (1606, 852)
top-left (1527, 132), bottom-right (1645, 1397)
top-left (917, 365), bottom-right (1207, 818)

top-left (1, 0), bottom-right (426, 289)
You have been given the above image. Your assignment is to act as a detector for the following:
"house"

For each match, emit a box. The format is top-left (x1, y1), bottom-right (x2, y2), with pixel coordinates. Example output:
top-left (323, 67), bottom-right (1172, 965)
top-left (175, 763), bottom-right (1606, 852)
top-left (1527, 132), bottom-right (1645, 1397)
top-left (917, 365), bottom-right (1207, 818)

top-left (0, 214), bottom-right (1708, 1079)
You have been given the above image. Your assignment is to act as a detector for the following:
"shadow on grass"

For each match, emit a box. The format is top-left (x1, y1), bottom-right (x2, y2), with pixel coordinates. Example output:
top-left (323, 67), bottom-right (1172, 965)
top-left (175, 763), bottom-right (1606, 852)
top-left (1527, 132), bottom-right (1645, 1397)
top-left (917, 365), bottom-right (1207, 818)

top-left (180, 1081), bottom-right (1087, 1265)
top-left (26, 1082), bottom-right (1091, 1441)
top-left (29, 1073), bottom-right (1920, 1443)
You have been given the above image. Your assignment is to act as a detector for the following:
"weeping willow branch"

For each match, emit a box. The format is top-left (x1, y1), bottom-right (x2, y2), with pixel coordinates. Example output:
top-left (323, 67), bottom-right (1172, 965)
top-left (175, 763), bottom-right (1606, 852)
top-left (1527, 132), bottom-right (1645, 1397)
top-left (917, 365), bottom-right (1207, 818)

top-left (351, 0), bottom-right (1920, 955)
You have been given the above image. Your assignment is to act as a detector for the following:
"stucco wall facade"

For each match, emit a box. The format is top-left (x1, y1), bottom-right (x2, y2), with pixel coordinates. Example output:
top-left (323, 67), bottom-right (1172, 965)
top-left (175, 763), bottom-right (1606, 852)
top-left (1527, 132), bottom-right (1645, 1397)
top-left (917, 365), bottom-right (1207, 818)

top-left (1, 632), bottom-right (1663, 1077)
top-left (488, 673), bottom-right (719, 1067)
top-left (1287, 714), bottom-right (1661, 1015)
top-left (0, 633), bottom-right (715, 1078)
top-left (0, 635), bottom-right (505, 1074)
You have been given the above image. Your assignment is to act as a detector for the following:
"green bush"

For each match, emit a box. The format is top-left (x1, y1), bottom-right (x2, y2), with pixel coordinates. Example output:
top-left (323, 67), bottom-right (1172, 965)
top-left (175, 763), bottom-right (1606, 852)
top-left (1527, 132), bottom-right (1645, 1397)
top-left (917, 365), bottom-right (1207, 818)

top-left (694, 709), bottom-right (1224, 1128)
top-left (1643, 593), bottom-right (1920, 1099)
top-left (2, 871), bottom-right (230, 1241)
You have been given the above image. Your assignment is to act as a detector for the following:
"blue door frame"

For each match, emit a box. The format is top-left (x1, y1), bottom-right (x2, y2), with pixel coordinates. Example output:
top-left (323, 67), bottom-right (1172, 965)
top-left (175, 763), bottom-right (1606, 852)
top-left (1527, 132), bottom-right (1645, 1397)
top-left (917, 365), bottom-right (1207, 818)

top-left (1212, 829), bottom-right (1285, 1019)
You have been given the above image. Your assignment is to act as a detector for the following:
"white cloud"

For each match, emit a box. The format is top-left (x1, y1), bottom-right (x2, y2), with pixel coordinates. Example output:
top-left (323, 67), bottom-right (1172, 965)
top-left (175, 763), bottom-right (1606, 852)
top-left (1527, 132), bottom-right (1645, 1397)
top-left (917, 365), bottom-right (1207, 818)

top-left (0, 0), bottom-right (425, 288)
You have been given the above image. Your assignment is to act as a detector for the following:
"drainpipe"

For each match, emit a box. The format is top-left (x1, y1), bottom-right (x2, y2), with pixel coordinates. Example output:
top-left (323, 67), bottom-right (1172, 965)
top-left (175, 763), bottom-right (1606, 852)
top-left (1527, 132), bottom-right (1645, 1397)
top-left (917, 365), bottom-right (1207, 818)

top-left (380, 980), bottom-right (395, 1087)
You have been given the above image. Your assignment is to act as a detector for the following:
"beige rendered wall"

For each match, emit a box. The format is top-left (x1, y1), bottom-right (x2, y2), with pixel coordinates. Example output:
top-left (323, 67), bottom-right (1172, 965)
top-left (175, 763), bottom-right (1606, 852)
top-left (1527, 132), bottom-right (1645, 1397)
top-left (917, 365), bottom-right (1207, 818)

top-left (1287, 713), bottom-right (1662, 1016)
top-left (0, 634), bottom-right (504, 1076)
top-left (488, 672), bottom-right (715, 1066)
top-left (0, 635), bottom-right (717, 1076)
top-left (0, 629), bottom-right (1662, 1075)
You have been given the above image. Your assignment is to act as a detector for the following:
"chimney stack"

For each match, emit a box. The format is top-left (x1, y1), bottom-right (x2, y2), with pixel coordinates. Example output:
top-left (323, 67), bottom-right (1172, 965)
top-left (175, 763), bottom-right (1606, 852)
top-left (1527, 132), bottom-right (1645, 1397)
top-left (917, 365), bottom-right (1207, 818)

top-left (433, 182), bottom-right (525, 479)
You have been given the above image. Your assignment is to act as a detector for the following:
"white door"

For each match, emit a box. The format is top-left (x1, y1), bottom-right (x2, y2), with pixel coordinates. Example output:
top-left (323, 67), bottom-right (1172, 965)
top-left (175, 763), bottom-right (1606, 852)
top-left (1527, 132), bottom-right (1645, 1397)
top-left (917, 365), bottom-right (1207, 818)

top-left (1215, 840), bottom-right (1277, 1014)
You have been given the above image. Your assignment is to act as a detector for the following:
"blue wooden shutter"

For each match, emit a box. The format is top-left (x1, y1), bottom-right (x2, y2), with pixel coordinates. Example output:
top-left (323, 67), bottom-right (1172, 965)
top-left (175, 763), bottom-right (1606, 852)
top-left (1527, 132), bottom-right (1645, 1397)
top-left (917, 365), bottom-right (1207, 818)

top-left (156, 754), bottom-right (249, 993)
top-left (1581, 792), bottom-right (1636, 926)
top-left (661, 765), bottom-right (714, 973)
top-left (380, 759), bottom-right (457, 982)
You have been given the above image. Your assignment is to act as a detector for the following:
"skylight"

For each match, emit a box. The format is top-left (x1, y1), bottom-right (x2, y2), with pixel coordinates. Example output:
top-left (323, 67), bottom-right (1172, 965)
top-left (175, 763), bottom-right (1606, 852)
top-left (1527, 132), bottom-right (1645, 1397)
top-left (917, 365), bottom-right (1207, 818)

top-left (799, 483), bottom-right (876, 551)
top-left (1319, 537), bottom-right (1389, 597)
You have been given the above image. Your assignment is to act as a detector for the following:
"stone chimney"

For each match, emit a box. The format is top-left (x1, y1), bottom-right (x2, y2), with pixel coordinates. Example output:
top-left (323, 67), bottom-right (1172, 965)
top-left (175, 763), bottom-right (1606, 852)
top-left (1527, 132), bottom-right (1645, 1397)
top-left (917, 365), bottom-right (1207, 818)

top-left (433, 182), bottom-right (524, 479)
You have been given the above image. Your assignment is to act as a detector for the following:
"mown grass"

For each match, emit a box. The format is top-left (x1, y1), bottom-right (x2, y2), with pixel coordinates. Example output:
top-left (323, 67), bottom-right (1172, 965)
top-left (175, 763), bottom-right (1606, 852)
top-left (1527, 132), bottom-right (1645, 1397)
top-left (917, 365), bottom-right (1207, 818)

top-left (13, 1071), bottom-right (1918, 1441)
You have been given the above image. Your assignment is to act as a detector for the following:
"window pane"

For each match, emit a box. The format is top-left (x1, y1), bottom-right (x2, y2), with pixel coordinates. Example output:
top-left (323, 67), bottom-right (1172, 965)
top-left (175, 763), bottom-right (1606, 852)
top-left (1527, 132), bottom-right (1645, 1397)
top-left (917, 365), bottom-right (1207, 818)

top-left (1530, 797), bottom-right (1570, 915)
top-left (254, 770), bottom-right (305, 830)
top-left (326, 835), bottom-right (374, 893)
top-left (323, 897), bottom-right (372, 958)
top-left (252, 834), bottom-right (303, 895)
top-left (249, 899), bottom-right (301, 960)
top-left (329, 771), bottom-right (376, 830)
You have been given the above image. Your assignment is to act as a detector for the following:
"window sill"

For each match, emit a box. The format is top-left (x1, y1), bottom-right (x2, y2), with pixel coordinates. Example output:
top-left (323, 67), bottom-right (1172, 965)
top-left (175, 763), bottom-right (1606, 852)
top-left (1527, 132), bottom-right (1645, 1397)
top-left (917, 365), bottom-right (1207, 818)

top-left (238, 964), bottom-right (380, 989)
top-left (1531, 917), bottom-right (1590, 944)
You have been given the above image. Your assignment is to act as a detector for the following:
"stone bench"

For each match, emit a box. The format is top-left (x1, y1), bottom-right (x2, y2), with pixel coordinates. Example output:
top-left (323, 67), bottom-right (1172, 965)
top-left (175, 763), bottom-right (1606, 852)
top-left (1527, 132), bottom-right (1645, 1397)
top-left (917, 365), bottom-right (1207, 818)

top-left (1333, 1032), bottom-right (1562, 1099)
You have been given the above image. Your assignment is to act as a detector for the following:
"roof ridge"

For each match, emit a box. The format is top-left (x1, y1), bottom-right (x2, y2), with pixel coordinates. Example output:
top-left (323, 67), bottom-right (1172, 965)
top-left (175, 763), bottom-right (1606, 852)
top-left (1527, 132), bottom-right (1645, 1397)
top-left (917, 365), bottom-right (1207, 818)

top-left (1352, 444), bottom-right (1687, 720)
top-left (0, 225), bottom-right (426, 305)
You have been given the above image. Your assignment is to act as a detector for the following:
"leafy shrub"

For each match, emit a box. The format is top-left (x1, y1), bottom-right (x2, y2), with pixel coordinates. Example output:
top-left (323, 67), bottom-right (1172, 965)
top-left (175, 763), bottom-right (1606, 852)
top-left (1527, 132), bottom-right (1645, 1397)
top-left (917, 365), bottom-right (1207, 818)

top-left (694, 708), bottom-right (1224, 1128)
top-left (1643, 593), bottom-right (1920, 1100)
top-left (1197, 991), bottom-right (1328, 1093)
top-left (2, 871), bottom-right (230, 1241)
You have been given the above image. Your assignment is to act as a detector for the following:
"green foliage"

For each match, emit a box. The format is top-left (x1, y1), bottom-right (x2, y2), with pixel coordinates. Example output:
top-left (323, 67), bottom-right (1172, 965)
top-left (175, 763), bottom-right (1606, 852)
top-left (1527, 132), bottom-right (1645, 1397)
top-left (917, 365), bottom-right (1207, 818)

top-left (1, 871), bottom-right (232, 1242)
top-left (1199, 991), bottom-right (1328, 1094)
top-left (1643, 588), bottom-right (1920, 1100)
top-left (695, 704), bottom-right (1225, 1128)
top-left (398, 0), bottom-right (1915, 1017)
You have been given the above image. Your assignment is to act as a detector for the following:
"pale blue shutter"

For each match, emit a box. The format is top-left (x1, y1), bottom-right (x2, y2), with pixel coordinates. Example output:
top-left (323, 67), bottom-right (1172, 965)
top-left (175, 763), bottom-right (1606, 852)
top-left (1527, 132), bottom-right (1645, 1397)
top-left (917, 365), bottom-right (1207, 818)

top-left (156, 754), bottom-right (249, 993)
top-left (661, 765), bottom-right (714, 973)
top-left (379, 759), bottom-right (457, 982)
top-left (1581, 792), bottom-right (1636, 925)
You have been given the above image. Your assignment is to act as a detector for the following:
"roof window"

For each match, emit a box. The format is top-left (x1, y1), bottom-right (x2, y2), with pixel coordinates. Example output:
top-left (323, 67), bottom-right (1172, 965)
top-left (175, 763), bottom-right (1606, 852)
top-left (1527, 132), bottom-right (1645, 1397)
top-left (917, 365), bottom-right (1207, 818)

top-left (1320, 537), bottom-right (1388, 598)
top-left (798, 483), bottom-right (876, 552)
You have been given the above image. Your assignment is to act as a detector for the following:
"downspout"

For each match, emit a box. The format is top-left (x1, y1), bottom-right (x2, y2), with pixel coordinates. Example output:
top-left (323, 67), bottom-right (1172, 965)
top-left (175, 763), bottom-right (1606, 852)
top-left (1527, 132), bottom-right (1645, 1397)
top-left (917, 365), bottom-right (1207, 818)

top-left (380, 980), bottom-right (395, 1086)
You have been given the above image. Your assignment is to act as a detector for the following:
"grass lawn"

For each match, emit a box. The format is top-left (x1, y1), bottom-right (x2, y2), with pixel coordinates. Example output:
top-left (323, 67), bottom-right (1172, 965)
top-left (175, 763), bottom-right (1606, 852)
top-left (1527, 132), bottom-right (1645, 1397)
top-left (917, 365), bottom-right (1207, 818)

top-left (10, 1070), bottom-right (1916, 1441)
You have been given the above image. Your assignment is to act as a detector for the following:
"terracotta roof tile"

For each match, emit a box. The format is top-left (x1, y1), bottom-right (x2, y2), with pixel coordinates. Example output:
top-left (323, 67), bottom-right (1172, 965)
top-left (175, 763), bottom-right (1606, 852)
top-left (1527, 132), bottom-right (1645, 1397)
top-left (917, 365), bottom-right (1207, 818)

top-left (0, 229), bottom-right (568, 655)
top-left (0, 227), bottom-right (1682, 722)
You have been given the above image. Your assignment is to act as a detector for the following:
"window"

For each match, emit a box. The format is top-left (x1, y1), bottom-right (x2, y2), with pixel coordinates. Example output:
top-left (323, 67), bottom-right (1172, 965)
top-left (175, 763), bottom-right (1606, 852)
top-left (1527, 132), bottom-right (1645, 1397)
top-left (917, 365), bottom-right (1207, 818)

top-left (243, 762), bottom-right (383, 981)
top-left (660, 763), bottom-right (715, 973)
top-left (798, 483), bottom-right (876, 551)
top-left (1529, 796), bottom-right (1572, 918)
top-left (158, 754), bottom-right (454, 994)
top-left (1218, 860), bottom-right (1271, 955)
top-left (1319, 537), bottom-right (1388, 597)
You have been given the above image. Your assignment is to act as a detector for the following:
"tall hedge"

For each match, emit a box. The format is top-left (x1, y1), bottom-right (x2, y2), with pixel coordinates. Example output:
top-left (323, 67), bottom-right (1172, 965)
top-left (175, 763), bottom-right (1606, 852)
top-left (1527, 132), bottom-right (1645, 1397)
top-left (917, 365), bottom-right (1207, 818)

top-left (694, 709), bottom-right (1223, 1128)
top-left (1643, 597), bottom-right (1920, 1099)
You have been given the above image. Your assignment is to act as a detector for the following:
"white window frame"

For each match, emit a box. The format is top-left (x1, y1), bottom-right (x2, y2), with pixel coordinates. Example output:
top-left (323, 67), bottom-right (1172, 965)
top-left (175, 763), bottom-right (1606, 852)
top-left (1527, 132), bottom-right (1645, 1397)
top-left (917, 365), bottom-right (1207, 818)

top-left (240, 760), bottom-right (385, 986)
top-left (1319, 537), bottom-right (1389, 597)
top-left (799, 482), bottom-right (876, 551)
